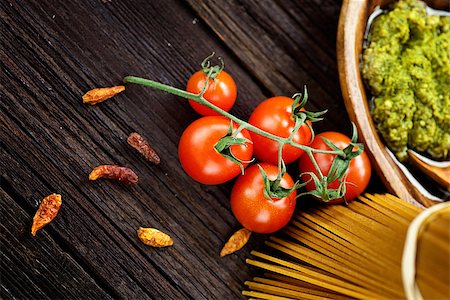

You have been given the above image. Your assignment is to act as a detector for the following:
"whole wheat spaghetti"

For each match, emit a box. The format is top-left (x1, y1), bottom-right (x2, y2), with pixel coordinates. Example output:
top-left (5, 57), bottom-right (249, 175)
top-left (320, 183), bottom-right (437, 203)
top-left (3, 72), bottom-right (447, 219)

top-left (244, 194), bottom-right (449, 299)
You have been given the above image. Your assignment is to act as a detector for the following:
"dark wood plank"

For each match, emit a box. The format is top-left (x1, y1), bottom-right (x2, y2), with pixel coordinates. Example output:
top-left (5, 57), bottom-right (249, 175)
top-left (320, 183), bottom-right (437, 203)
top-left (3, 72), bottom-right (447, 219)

top-left (0, 189), bottom-right (112, 300)
top-left (1, 148), bottom-right (183, 299)
top-left (184, 0), bottom-right (350, 134)
top-left (0, 0), bottom-right (377, 298)
top-left (1, 0), bottom-right (271, 298)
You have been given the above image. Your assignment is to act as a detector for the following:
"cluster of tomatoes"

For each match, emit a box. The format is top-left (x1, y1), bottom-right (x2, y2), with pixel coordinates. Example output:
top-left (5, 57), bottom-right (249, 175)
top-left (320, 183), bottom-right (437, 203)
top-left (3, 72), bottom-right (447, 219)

top-left (178, 60), bottom-right (371, 234)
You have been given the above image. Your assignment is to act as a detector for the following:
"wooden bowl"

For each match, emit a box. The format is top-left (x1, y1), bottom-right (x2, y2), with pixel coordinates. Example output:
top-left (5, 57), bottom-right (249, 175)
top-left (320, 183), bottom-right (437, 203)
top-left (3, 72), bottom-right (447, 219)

top-left (337, 0), bottom-right (448, 207)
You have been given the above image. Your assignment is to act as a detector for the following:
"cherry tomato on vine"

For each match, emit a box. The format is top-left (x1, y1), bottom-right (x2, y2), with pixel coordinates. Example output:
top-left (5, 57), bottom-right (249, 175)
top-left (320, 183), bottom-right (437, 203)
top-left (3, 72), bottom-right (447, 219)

top-left (178, 116), bottom-right (253, 185)
top-left (248, 96), bottom-right (312, 165)
top-left (186, 70), bottom-right (237, 116)
top-left (298, 131), bottom-right (371, 204)
top-left (230, 163), bottom-right (297, 234)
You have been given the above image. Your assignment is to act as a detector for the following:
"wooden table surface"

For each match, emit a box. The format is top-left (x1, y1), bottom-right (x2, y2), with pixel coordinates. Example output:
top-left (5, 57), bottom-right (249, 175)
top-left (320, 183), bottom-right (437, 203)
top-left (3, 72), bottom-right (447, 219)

top-left (1, 0), bottom-right (383, 299)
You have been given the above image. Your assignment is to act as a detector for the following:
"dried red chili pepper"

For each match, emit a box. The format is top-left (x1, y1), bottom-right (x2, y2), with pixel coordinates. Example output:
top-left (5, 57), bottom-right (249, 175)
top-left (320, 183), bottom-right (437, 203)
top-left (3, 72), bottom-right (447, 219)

top-left (137, 227), bottom-right (173, 247)
top-left (31, 194), bottom-right (62, 236)
top-left (220, 228), bottom-right (252, 257)
top-left (127, 132), bottom-right (161, 165)
top-left (89, 165), bottom-right (138, 185)
top-left (82, 86), bottom-right (125, 105)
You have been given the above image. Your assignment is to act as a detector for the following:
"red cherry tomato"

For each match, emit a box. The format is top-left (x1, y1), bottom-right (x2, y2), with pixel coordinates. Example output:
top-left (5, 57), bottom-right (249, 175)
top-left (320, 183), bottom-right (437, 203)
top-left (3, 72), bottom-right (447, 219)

top-left (186, 70), bottom-right (237, 116)
top-left (298, 132), bottom-right (371, 204)
top-left (230, 163), bottom-right (297, 234)
top-left (248, 96), bottom-right (312, 164)
top-left (178, 116), bottom-right (253, 185)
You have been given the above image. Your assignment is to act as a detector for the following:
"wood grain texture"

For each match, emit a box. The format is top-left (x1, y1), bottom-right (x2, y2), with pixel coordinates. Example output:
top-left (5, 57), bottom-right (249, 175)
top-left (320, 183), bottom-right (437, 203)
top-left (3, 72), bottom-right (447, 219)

top-left (1, 0), bottom-right (379, 298)
top-left (184, 0), bottom-right (352, 134)
top-left (1, 190), bottom-right (113, 299)
top-left (0, 0), bottom-right (273, 298)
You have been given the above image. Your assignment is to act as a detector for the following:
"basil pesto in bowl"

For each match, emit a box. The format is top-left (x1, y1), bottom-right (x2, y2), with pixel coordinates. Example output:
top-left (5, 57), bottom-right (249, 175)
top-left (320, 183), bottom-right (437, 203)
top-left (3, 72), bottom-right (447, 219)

top-left (337, 0), bottom-right (449, 206)
top-left (362, 0), bottom-right (450, 162)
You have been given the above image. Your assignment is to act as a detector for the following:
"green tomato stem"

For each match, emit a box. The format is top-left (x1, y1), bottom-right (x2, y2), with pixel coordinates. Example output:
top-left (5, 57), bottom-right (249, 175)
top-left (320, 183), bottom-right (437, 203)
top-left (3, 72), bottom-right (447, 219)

top-left (275, 142), bottom-right (284, 185)
top-left (233, 123), bottom-right (247, 138)
top-left (123, 75), bottom-right (340, 156)
top-left (306, 148), bottom-right (325, 180)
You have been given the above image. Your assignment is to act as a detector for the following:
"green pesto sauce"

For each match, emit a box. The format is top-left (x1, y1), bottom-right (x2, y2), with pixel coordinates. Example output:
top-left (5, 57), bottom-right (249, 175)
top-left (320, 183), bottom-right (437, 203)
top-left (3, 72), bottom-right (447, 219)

top-left (362, 0), bottom-right (450, 161)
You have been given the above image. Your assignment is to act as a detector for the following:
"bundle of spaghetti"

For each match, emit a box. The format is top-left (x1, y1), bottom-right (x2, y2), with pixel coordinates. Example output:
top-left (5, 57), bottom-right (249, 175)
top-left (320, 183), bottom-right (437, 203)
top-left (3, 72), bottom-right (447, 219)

top-left (244, 193), bottom-right (449, 300)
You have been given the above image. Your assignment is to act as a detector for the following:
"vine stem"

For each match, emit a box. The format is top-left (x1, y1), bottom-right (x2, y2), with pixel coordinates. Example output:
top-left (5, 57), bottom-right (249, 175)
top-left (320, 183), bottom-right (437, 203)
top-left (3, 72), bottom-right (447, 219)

top-left (232, 123), bottom-right (247, 138)
top-left (306, 148), bottom-right (324, 179)
top-left (123, 76), bottom-right (341, 156)
top-left (276, 142), bottom-right (284, 184)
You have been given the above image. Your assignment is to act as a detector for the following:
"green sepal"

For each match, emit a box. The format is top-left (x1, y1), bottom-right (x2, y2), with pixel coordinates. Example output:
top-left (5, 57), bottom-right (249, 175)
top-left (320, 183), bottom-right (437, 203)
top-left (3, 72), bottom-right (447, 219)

top-left (291, 86), bottom-right (328, 124)
top-left (298, 172), bottom-right (348, 203)
top-left (321, 123), bottom-right (363, 184)
top-left (290, 86), bottom-right (327, 143)
top-left (201, 52), bottom-right (224, 82)
top-left (214, 122), bottom-right (253, 174)
top-left (258, 164), bottom-right (303, 201)
top-left (305, 121), bottom-right (315, 144)
top-left (219, 149), bottom-right (247, 174)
